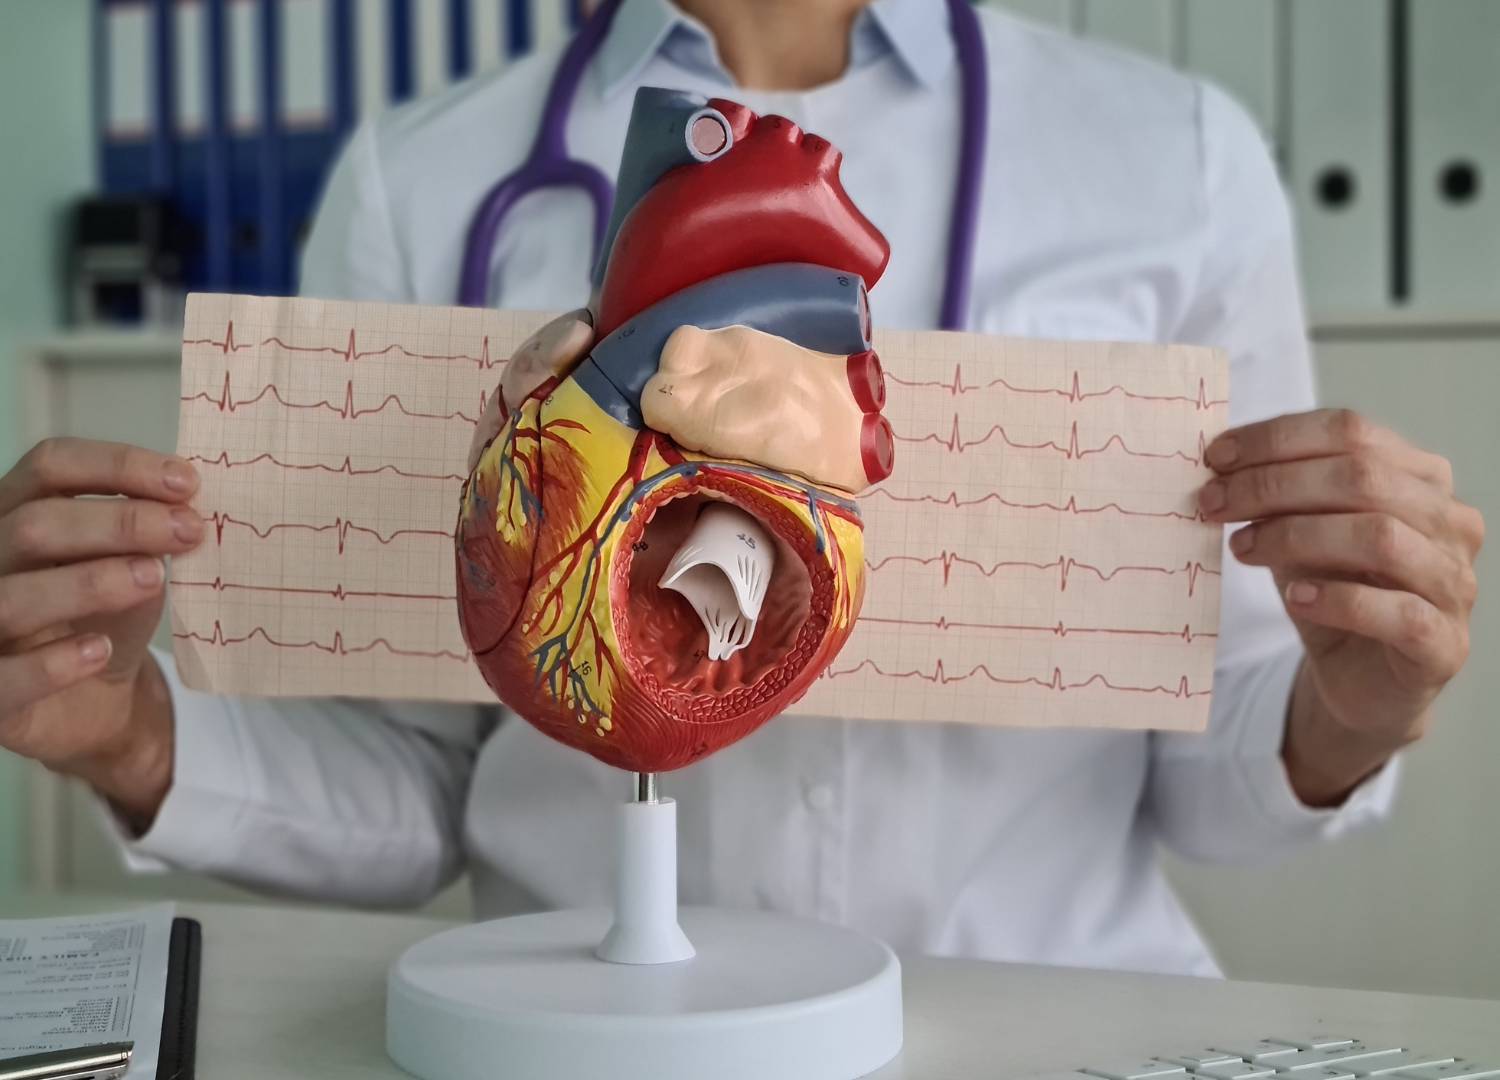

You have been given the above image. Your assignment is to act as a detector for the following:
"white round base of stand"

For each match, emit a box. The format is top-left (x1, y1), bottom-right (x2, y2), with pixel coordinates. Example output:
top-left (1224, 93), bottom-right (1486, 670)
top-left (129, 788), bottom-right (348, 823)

top-left (386, 905), bottom-right (902, 1080)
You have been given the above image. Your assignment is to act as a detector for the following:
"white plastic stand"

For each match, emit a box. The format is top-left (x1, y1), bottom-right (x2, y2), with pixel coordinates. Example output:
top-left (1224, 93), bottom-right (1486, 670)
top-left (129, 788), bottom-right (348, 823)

top-left (594, 797), bottom-right (696, 964)
top-left (386, 792), bottom-right (903, 1080)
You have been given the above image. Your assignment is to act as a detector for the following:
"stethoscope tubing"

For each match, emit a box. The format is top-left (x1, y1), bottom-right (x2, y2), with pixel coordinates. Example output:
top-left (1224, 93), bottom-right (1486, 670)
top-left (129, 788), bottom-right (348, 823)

top-left (457, 0), bottom-right (625, 307)
top-left (457, 0), bottom-right (987, 331)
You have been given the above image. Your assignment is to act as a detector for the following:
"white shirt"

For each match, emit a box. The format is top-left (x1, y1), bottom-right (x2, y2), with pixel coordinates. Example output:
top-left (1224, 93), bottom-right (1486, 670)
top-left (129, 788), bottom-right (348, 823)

top-left (126, 0), bottom-right (1397, 977)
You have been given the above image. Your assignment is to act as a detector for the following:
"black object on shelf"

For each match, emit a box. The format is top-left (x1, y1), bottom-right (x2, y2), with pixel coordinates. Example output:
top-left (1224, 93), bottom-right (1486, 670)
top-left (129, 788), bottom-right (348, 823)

top-left (69, 195), bottom-right (187, 328)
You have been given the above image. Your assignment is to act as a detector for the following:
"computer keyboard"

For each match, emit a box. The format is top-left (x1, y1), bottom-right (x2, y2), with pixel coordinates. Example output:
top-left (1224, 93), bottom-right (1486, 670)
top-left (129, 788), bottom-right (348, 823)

top-left (1036, 1036), bottom-right (1498, 1080)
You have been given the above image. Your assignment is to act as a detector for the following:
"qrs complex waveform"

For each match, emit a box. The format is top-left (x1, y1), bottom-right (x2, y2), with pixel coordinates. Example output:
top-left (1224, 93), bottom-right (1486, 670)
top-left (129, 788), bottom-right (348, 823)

top-left (824, 659), bottom-right (1209, 698)
top-left (200, 513), bottom-right (452, 551)
top-left (173, 621), bottom-right (470, 661)
top-left (866, 487), bottom-right (1202, 521)
top-left (183, 321), bottom-right (511, 371)
top-left (183, 373), bottom-right (1212, 477)
top-left (887, 366), bottom-right (1228, 409)
top-left (186, 450), bottom-right (467, 483)
top-left (188, 454), bottom-right (1202, 516)
top-left (170, 626), bottom-right (1208, 702)
top-left (198, 509), bottom-right (1211, 598)
top-left (183, 370), bottom-right (1210, 467)
top-left (177, 557), bottom-right (1214, 647)
top-left (859, 616), bottom-right (1214, 642)
top-left (898, 417), bottom-right (1210, 464)
top-left (865, 552), bottom-right (1219, 596)
top-left (183, 373), bottom-right (487, 426)
top-left (170, 577), bottom-right (455, 603)
top-left (182, 323), bottom-right (1223, 417)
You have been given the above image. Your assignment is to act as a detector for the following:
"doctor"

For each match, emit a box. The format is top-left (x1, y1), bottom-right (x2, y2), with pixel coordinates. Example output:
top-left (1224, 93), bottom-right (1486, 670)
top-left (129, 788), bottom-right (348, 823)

top-left (0, 0), bottom-right (1483, 976)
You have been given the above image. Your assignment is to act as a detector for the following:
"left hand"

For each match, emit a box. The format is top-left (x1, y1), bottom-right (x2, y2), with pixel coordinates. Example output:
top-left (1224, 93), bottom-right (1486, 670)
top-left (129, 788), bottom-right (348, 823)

top-left (1200, 409), bottom-right (1484, 802)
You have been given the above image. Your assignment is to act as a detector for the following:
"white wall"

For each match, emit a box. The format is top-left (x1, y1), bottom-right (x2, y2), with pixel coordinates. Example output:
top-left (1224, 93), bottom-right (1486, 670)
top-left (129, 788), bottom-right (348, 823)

top-left (0, 0), bottom-right (93, 451)
top-left (0, 0), bottom-right (95, 894)
top-left (1167, 332), bottom-right (1500, 1000)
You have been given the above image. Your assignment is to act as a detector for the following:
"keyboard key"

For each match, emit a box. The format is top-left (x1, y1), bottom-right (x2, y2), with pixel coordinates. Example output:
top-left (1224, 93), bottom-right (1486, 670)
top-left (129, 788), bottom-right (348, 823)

top-left (1395, 1065), bottom-right (1500, 1080)
top-left (1214, 1045), bottom-right (1305, 1065)
top-left (1083, 1062), bottom-right (1189, 1080)
top-left (1169, 1055), bottom-right (1250, 1070)
top-left (1278, 1047), bottom-right (1406, 1072)
top-left (1286, 1068), bottom-right (1358, 1080)
top-left (1271, 1039), bottom-right (1361, 1052)
top-left (1193, 1064), bottom-right (1277, 1080)
top-left (1356, 1056), bottom-right (1458, 1077)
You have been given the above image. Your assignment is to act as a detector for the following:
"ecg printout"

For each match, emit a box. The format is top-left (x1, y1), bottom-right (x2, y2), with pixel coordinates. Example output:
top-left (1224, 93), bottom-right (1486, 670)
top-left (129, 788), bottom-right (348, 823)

top-left (171, 293), bottom-right (1229, 731)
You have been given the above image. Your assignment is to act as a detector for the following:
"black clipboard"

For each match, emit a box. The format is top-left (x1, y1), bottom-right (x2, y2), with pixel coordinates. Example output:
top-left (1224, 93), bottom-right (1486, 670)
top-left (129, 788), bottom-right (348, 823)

top-left (157, 917), bottom-right (201, 1080)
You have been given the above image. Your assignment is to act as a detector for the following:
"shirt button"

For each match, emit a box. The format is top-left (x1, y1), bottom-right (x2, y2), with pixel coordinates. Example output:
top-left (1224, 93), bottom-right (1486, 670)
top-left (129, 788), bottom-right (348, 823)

top-left (805, 784), bottom-right (836, 813)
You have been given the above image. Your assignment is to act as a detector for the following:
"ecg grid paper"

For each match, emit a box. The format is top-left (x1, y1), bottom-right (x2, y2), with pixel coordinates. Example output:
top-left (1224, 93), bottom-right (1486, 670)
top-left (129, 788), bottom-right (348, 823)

top-left (171, 293), bottom-right (1229, 731)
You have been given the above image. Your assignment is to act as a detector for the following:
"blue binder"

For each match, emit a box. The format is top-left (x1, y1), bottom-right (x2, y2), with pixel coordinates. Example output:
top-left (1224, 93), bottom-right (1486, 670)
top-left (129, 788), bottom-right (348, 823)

top-left (96, 0), bottom-right (574, 298)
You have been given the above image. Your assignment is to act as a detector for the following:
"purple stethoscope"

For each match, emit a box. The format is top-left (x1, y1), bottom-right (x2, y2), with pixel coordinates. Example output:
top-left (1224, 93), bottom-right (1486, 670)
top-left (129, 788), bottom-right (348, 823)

top-left (457, 0), bottom-right (988, 331)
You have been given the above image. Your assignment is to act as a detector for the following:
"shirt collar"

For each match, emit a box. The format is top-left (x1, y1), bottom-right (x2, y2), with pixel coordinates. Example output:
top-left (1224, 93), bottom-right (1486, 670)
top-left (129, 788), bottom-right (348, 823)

top-left (864, 0), bottom-right (956, 89)
top-left (594, 0), bottom-right (955, 101)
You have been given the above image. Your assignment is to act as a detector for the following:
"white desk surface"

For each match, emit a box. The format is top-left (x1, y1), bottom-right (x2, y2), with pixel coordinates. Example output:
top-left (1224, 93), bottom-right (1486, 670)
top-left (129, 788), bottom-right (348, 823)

top-left (7, 895), bottom-right (1498, 1078)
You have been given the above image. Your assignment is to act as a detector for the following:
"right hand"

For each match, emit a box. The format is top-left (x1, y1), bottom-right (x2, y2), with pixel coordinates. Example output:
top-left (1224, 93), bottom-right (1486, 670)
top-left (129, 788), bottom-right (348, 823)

top-left (0, 438), bottom-right (203, 829)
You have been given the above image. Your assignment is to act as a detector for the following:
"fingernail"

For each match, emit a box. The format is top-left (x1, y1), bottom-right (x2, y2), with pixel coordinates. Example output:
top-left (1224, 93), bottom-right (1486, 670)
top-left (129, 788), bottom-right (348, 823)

top-left (1287, 581), bottom-right (1319, 605)
top-left (131, 557), bottom-right (165, 588)
top-left (162, 458), bottom-right (198, 493)
top-left (1206, 437), bottom-right (1239, 469)
top-left (171, 507), bottom-right (204, 543)
top-left (1229, 527), bottom-right (1255, 555)
top-left (1198, 481), bottom-right (1226, 514)
top-left (78, 635), bottom-right (112, 665)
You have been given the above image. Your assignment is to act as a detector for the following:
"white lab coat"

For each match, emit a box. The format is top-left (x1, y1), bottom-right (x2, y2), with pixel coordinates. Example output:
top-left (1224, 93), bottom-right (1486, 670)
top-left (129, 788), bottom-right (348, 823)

top-left (124, 0), bottom-right (1397, 977)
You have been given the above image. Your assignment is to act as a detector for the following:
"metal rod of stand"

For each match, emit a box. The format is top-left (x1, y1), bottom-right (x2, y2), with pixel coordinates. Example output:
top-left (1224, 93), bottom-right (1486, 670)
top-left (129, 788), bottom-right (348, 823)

top-left (633, 772), bottom-right (658, 803)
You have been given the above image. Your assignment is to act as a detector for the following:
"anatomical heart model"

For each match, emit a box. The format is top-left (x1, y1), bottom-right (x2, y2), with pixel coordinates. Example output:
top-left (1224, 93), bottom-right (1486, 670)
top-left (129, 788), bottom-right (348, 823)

top-left (455, 87), bottom-right (893, 773)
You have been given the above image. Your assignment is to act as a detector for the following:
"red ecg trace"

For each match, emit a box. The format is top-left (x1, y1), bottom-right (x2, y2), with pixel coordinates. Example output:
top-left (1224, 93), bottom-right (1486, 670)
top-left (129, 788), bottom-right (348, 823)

top-left (183, 373), bottom-right (485, 427)
top-left (888, 366), bottom-right (1228, 410)
top-left (187, 450), bottom-right (466, 483)
top-left (823, 659), bottom-right (1209, 698)
top-left (173, 620), bottom-right (471, 662)
top-left (200, 513), bottom-right (453, 552)
top-left (858, 615), bottom-right (1215, 642)
top-left (184, 321), bottom-right (510, 371)
top-left (197, 509), bottom-right (1216, 600)
top-left (866, 487), bottom-right (1202, 521)
top-left (865, 552), bottom-right (1218, 596)
top-left (170, 578), bottom-right (454, 603)
top-left (898, 416), bottom-right (1210, 465)
top-left (181, 373), bottom-right (1212, 466)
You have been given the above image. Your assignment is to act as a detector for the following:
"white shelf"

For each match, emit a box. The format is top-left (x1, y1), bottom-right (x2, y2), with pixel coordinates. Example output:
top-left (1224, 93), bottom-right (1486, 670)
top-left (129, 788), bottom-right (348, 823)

top-left (1310, 309), bottom-right (1500, 340)
top-left (23, 328), bottom-right (181, 365)
top-left (21, 306), bottom-right (1500, 370)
